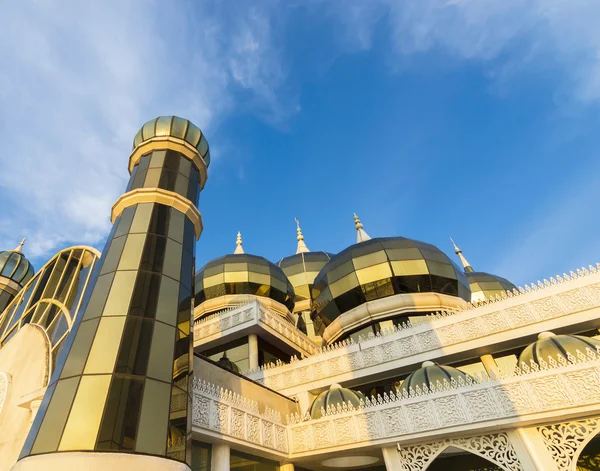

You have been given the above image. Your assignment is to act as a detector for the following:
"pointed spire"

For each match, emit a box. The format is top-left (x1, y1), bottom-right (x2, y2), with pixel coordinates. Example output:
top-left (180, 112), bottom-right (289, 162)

top-left (12, 238), bottom-right (26, 254)
top-left (354, 213), bottom-right (371, 243)
top-left (295, 218), bottom-right (310, 254)
top-left (234, 232), bottom-right (245, 254)
top-left (450, 237), bottom-right (474, 273)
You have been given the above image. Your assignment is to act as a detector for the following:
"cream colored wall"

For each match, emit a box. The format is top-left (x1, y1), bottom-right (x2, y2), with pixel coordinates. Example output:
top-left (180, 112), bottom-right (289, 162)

top-left (194, 355), bottom-right (299, 416)
top-left (0, 325), bottom-right (51, 471)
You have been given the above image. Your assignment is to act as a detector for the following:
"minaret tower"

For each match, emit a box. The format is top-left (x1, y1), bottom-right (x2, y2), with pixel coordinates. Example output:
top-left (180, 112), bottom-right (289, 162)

top-left (15, 117), bottom-right (210, 471)
top-left (295, 218), bottom-right (309, 254)
top-left (450, 237), bottom-right (474, 273)
top-left (0, 238), bottom-right (34, 315)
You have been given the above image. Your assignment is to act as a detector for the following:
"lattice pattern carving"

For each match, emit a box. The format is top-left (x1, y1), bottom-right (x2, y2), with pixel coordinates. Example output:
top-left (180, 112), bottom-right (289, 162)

top-left (538, 417), bottom-right (600, 470)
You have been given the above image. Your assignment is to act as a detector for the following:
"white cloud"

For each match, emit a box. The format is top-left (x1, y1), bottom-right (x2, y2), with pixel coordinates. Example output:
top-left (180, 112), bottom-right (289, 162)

top-left (0, 1), bottom-right (291, 261)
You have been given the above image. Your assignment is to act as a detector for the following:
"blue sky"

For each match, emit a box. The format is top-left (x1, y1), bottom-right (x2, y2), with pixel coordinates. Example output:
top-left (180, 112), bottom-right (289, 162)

top-left (1, 1), bottom-right (600, 286)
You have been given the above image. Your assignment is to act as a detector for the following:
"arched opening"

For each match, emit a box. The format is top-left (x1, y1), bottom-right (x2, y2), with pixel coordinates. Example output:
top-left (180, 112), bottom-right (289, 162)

top-left (426, 446), bottom-right (502, 471)
top-left (576, 433), bottom-right (600, 471)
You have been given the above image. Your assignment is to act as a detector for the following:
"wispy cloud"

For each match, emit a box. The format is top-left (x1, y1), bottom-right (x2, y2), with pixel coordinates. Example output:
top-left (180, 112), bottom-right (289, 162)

top-left (0, 1), bottom-right (292, 262)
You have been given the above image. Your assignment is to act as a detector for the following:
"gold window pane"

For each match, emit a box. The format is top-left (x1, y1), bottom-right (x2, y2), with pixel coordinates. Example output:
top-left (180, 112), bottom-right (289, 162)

top-left (58, 375), bottom-right (111, 451)
top-left (60, 318), bottom-right (100, 379)
top-left (103, 271), bottom-right (137, 315)
top-left (30, 377), bottom-right (80, 455)
top-left (171, 117), bottom-right (189, 139)
top-left (385, 248), bottom-right (423, 260)
top-left (82, 273), bottom-right (115, 321)
top-left (142, 119), bottom-right (156, 141)
top-left (84, 317), bottom-right (126, 374)
top-left (144, 168), bottom-right (162, 188)
top-left (426, 260), bottom-right (456, 278)
top-left (147, 322), bottom-right (176, 382)
top-left (248, 272), bottom-right (270, 285)
top-left (355, 263), bottom-right (393, 285)
top-left (117, 234), bottom-right (147, 271)
top-left (149, 150), bottom-right (166, 168)
top-left (129, 203), bottom-right (154, 234)
top-left (135, 379), bottom-right (171, 456)
top-left (155, 116), bottom-right (173, 137)
top-left (133, 129), bottom-right (143, 149)
top-left (163, 239), bottom-right (183, 281)
top-left (390, 259), bottom-right (428, 276)
top-left (353, 250), bottom-right (388, 270)
top-left (202, 273), bottom-right (224, 289)
top-left (329, 272), bottom-right (359, 298)
top-left (156, 276), bottom-right (179, 326)
top-left (184, 123), bottom-right (201, 148)
top-left (287, 272), bottom-right (308, 287)
top-left (224, 262), bottom-right (247, 272)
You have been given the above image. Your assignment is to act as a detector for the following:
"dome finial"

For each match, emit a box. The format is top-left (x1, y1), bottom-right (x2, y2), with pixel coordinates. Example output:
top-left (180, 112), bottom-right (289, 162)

top-left (354, 213), bottom-right (371, 243)
top-left (450, 237), bottom-right (474, 273)
top-left (234, 232), bottom-right (245, 254)
top-left (12, 238), bottom-right (26, 254)
top-left (295, 218), bottom-right (310, 254)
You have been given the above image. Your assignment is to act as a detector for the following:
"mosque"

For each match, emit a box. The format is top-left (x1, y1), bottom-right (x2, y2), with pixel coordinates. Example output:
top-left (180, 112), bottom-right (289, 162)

top-left (0, 116), bottom-right (599, 471)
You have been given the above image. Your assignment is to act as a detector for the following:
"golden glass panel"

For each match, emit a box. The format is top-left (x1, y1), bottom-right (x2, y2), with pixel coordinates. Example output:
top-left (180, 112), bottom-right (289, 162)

top-left (202, 273), bottom-right (225, 289)
top-left (185, 123), bottom-right (201, 148)
top-left (390, 259), bottom-right (428, 276)
top-left (102, 271), bottom-right (137, 315)
top-left (355, 263), bottom-right (392, 285)
top-left (149, 150), bottom-right (166, 168)
top-left (256, 284), bottom-right (270, 296)
top-left (171, 117), bottom-right (189, 140)
top-left (58, 374), bottom-right (111, 451)
top-left (60, 318), bottom-right (100, 379)
top-left (82, 272), bottom-right (115, 321)
top-left (30, 377), bottom-right (80, 455)
top-left (427, 260), bottom-right (457, 278)
top-left (352, 250), bottom-right (388, 270)
top-left (197, 135), bottom-right (208, 155)
top-left (144, 168), bottom-right (162, 188)
top-left (142, 120), bottom-right (156, 141)
top-left (133, 129), bottom-right (143, 149)
top-left (478, 281), bottom-right (504, 290)
top-left (287, 272), bottom-right (309, 286)
top-left (135, 379), bottom-right (171, 456)
top-left (224, 262), bottom-right (247, 272)
top-left (84, 317), bottom-right (126, 374)
top-left (147, 322), bottom-right (176, 382)
top-left (163, 238), bottom-right (182, 281)
top-left (326, 261), bottom-right (355, 284)
top-left (117, 234), bottom-right (147, 270)
top-left (155, 116), bottom-right (173, 137)
top-left (248, 272), bottom-right (271, 285)
top-left (129, 203), bottom-right (154, 234)
top-left (156, 275), bottom-right (179, 326)
top-left (329, 272), bottom-right (359, 298)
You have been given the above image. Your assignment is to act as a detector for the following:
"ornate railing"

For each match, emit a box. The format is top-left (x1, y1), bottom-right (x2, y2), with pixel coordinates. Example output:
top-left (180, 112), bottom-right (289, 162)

top-left (191, 377), bottom-right (289, 455)
top-left (193, 300), bottom-right (318, 356)
top-left (247, 265), bottom-right (600, 392)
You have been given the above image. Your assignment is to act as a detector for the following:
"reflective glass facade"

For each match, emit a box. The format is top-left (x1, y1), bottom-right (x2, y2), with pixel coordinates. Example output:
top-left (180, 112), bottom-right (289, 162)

top-left (312, 237), bottom-right (471, 326)
top-left (19, 142), bottom-right (202, 466)
top-left (195, 254), bottom-right (295, 314)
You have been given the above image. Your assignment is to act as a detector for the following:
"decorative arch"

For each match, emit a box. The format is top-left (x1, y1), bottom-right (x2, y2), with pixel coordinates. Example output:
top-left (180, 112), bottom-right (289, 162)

top-left (537, 417), bottom-right (600, 470)
top-left (398, 433), bottom-right (524, 471)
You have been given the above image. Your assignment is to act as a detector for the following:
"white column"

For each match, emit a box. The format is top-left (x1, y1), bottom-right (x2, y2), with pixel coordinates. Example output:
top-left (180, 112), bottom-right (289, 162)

top-left (295, 391), bottom-right (316, 417)
top-left (211, 443), bottom-right (230, 471)
top-left (248, 333), bottom-right (259, 371)
top-left (507, 428), bottom-right (560, 471)
top-left (480, 354), bottom-right (499, 377)
top-left (279, 464), bottom-right (294, 471)
top-left (382, 446), bottom-right (402, 471)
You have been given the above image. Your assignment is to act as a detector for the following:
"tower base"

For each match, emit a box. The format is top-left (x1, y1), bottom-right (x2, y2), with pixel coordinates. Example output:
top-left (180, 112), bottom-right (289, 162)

top-left (12, 452), bottom-right (190, 471)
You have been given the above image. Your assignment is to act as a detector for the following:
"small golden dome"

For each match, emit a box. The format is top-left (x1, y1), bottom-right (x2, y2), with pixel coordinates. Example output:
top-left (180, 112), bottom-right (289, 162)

top-left (308, 384), bottom-right (365, 419)
top-left (133, 116), bottom-right (210, 167)
top-left (399, 361), bottom-right (472, 395)
top-left (466, 271), bottom-right (516, 302)
top-left (0, 240), bottom-right (34, 287)
top-left (518, 332), bottom-right (600, 367)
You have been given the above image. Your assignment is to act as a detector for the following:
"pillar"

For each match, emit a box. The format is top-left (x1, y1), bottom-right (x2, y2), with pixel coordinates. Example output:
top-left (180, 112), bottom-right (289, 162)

top-left (248, 333), bottom-right (259, 371)
top-left (13, 116), bottom-right (211, 471)
top-left (507, 428), bottom-right (560, 471)
top-left (211, 443), bottom-right (230, 471)
top-left (382, 446), bottom-right (402, 470)
top-left (295, 390), bottom-right (315, 417)
top-left (480, 354), bottom-right (500, 377)
top-left (279, 464), bottom-right (294, 471)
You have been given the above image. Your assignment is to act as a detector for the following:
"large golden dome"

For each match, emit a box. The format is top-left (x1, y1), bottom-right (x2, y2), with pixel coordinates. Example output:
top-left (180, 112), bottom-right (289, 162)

top-left (195, 243), bottom-right (296, 315)
top-left (312, 236), bottom-right (470, 325)
top-left (133, 116), bottom-right (211, 167)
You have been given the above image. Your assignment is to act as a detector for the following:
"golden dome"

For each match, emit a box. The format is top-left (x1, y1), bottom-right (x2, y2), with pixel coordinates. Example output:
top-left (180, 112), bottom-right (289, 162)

top-left (195, 253), bottom-right (295, 314)
top-left (133, 116), bottom-right (211, 167)
top-left (312, 237), bottom-right (470, 325)
top-left (0, 239), bottom-right (34, 287)
top-left (466, 271), bottom-right (516, 302)
top-left (308, 384), bottom-right (365, 419)
top-left (278, 252), bottom-right (332, 308)
top-left (518, 332), bottom-right (600, 367)
top-left (399, 361), bottom-right (472, 395)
